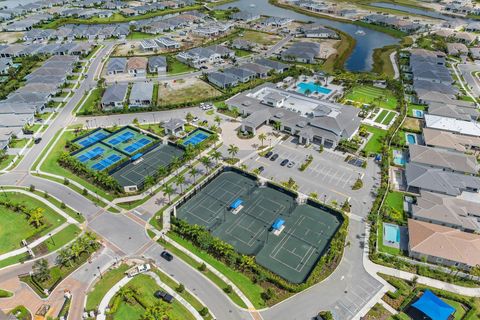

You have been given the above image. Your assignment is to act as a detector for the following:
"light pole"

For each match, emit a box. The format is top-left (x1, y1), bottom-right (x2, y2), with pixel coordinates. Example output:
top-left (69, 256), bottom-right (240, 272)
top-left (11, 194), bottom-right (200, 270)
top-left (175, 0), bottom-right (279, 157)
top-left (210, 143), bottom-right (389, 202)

top-left (97, 266), bottom-right (103, 279)
top-left (49, 232), bottom-right (55, 246)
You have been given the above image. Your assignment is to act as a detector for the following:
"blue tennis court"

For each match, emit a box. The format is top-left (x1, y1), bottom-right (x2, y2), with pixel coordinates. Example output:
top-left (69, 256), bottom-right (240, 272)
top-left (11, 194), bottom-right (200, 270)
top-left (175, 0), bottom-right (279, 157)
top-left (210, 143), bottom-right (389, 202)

top-left (108, 131), bottom-right (135, 146)
top-left (76, 146), bottom-right (105, 163)
top-left (74, 129), bottom-right (111, 148)
top-left (182, 129), bottom-right (211, 147)
top-left (91, 154), bottom-right (123, 171)
top-left (124, 138), bottom-right (151, 154)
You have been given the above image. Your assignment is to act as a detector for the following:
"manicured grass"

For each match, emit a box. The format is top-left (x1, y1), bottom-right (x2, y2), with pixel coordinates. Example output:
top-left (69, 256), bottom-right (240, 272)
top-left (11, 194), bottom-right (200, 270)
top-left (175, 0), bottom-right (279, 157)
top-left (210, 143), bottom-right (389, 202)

top-left (0, 155), bottom-right (15, 171)
top-left (407, 103), bottom-right (426, 117)
top-left (8, 306), bottom-right (31, 320)
top-left (110, 274), bottom-right (196, 320)
top-left (382, 111), bottom-right (396, 125)
top-left (0, 192), bottom-right (66, 254)
top-left (362, 125), bottom-right (388, 154)
top-left (234, 49), bottom-right (252, 57)
top-left (127, 31), bottom-right (157, 40)
top-left (9, 138), bottom-right (29, 149)
top-left (168, 233), bottom-right (265, 308)
top-left (0, 288), bottom-right (13, 297)
top-left (44, 224), bottom-right (81, 251)
top-left (159, 238), bottom-right (248, 308)
top-left (39, 129), bottom-right (114, 202)
top-left (167, 57), bottom-right (194, 75)
top-left (374, 109), bottom-right (389, 124)
top-left (0, 252), bottom-right (30, 269)
top-left (136, 124), bottom-right (165, 137)
top-left (344, 85), bottom-right (398, 110)
top-left (378, 222), bottom-right (401, 255)
top-left (76, 87), bottom-right (102, 115)
top-left (86, 264), bottom-right (130, 311)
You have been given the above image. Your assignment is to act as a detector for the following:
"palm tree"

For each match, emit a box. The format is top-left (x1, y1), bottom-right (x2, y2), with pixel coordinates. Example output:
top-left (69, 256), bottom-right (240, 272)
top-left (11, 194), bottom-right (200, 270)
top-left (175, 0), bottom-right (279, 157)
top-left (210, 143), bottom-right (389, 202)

top-left (163, 183), bottom-right (174, 203)
top-left (175, 174), bottom-right (186, 194)
top-left (211, 150), bottom-right (222, 165)
top-left (185, 112), bottom-right (194, 123)
top-left (28, 208), bottom-right (45, 228)
top-left (214, 115), bottom-right (222, 127)
top-left (272, 121), bottom-right (281, 132)
top-left (227, 144), bottom-right (239, 160)
top-left (144, 175), bottom-right (155, 189)
top-left (57, 248), bottom-right (72, 267)
top-left (258, 133), bottom-right (267, 147)
top-left (189, 166), bottom-right (199, 184)
top-left (200, 156), bottom-right (211, 173)
top-left (70, 241), bottom-right (83, 261)
top-left (32, 259), bottom-right (50, 282)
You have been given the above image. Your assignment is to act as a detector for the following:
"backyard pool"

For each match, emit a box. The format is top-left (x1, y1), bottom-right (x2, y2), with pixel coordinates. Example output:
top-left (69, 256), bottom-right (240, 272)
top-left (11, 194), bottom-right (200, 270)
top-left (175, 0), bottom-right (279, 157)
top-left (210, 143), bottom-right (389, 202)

top-left (405, 133), bottom-right (417, 145)
top-left (392, 150), bottom-right (405, 166)
top-left (412, 109), bottom-right (424, 118)
top-left (384, 223), bottom-right (400, 245)
top-left (297, 82), bottom-right (332, 95)
top-left (182, 129), bottom-right (212, 147)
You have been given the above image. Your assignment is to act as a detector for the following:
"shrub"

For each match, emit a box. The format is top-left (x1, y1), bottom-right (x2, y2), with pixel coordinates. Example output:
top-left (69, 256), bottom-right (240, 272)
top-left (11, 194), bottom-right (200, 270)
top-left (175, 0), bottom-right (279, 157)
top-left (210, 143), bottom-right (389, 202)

top-left (223, 285), bottom-right (232, 294)
top-left (176, 283), bottom-right (185, 293)
top-left (29, 185), bottom-right (35, 192)
top-left (199, 307), bottom-right (209, 316)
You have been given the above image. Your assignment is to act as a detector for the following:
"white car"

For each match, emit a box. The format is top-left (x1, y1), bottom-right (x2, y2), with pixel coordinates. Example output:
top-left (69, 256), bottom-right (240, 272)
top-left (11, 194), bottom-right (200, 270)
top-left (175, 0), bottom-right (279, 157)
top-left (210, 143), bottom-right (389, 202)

top-left (192, 117), bottom-right (199, 122)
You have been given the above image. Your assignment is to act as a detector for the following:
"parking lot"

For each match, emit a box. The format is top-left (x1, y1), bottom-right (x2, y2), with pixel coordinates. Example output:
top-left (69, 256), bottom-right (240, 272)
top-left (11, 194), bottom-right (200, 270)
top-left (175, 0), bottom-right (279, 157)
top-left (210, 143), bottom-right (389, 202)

top-left (243, 139), bottom-right (379, 218)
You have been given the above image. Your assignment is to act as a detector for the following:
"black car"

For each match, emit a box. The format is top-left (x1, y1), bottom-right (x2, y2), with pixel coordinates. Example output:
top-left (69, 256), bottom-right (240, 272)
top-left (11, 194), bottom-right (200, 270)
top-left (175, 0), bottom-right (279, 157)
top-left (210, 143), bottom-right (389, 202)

top-left (161, 251), bottom-right (173, 261)
top-left (34, 137), bottom-right (42, 144)
top-left (154, 290), bottom-right (174, 303)
top-left (280, 159), bottom-right (289, 166)
top-left (270, 153), bottom-right (279, 161)
top-left (258, 166), bottom-right (265, 173)
top-left (264, 151), bottom-right (273, 158)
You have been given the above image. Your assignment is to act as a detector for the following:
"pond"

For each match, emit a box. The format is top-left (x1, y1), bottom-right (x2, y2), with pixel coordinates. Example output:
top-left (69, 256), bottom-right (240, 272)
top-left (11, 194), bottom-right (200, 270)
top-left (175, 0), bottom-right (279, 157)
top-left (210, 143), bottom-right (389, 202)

top-left (370, 2), bottom-right (452, 20)
top-left (217, 0), bottom-right (399, 71)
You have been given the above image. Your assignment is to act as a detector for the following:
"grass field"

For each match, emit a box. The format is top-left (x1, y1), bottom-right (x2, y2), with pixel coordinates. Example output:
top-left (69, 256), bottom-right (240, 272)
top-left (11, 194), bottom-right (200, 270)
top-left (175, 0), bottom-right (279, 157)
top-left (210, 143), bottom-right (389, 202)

top-left (44, 224), bottom-right (81, 252)
top-left (157, 80), bottom-right (222, 106)
top-left (344, 85), bottom-right (398, 110)
top-left (362, 125), bottom-right (388, 154)
top-left (76, 87), bottom-right (102, 115)
top-left (86, 264), bottom-right (130, 311)
top-left (167, 57), bottom-right (194, 75)
top-left (240, 30), bottom-right (281, 46)
top-left (407, 103), bottom-right (426, 117)
top-left (0, 192), bottom-right (66, 254)
top-left (110, 274), bottom-right (195, 320)
top-left (0, 155), bottom-right (15, 171)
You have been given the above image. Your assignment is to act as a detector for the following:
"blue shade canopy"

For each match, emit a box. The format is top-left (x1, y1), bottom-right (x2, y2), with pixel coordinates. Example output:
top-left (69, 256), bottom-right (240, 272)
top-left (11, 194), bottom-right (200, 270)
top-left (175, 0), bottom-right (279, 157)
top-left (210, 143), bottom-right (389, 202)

top-left (230, 199), bottom-right (243, 209)
top-left (272, 218), bottom-right (285, 230)
top-left (411, 290), bottom-right (455, 320)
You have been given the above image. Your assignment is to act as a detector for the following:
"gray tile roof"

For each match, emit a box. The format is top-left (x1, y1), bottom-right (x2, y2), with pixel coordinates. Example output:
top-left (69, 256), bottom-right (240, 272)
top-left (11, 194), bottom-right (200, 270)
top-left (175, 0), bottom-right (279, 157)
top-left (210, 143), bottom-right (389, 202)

top-left (101, 84), bottom-right (128, 105)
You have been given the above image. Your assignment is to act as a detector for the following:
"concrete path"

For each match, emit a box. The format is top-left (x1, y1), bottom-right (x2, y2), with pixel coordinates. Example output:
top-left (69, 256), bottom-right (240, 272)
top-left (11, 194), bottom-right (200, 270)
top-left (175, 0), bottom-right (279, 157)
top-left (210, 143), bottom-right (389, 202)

top-left (390, 51), bottom-right (399, 79)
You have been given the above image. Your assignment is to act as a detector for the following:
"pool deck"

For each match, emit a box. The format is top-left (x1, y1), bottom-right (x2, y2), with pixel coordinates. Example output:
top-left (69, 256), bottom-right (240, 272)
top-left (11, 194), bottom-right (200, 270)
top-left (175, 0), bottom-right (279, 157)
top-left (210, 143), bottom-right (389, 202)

top-left (383, 223), bottom-right (408, 251)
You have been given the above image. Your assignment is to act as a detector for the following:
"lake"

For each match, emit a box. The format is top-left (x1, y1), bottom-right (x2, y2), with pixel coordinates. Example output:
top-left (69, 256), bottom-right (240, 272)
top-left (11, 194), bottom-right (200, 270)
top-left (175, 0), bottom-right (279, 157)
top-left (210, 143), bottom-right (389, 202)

top-left (370, 2), bottom-right (451, 20)
top-left (217, 0), bottom-right (399, 71)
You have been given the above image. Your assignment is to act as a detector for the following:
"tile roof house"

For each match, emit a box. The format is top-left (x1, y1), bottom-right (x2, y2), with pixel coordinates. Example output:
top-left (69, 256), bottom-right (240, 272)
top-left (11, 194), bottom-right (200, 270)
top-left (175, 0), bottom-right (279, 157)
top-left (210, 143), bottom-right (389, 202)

top-left (424, 114), bottom-right (480, 137)
top-left (223, 67), bottom-right (256, 83)
top-left (405, 162), bottom-right (480, 196)
top-left (101, 84), bottom-right (128, 110)
top-left (163, 118), bottom-right (185, 136)
top-left (423, 128), bottom-right (480, 153)
top-left (254, 58), bottom-right (289, 74)
top-left (408, 144), bottom-right (479, 175)
top-left (408, 219), bottom-right (480, 269)
top-left (106, 57), bottom-right (127, 75)
top-left (148, 56), bottom-right (167, 74)
top-left (281, 42), bottom-right (321, 64)
top-left (411, 191), bottom-right (480, 232)
top-left (426, 101), bottom-right (478, 121)
top-left (127, 57), bottom-right (147, 76)
top-left (129, 82), bottom-right (153, 108)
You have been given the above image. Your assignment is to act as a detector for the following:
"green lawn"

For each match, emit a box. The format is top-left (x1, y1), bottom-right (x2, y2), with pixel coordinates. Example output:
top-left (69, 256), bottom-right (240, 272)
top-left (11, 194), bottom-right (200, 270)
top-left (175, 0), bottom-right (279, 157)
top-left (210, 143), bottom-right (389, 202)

top-left (76, 87), bottom-right (102, 115)
top-left (362, 125), bottom-right (388, 154)
top-left (168, 233), bottom-right (265, 308)
top-left (0, 155), bottom-right (15, 171)
top-left (382, 111), bottom-right (396, 125)
top-left (167, 57), bottom-right (194, 75)
top-left (0, 289), bottom-right (12, 297)
top-left (9, 138), bottom-right (29, 148)
top-left (86, 264), bottom-right (130, 311)
top-left (234, 49), bottom-right (252, 57)
top-left (39, 129), bottom-right (114, 202)
top-left (374, 109), bottom-right (389, 124)
top-left (344, 85), bottom-right (398, 110)
top-left (0, 192), bottom-right (66, 254)
top-left (8, 306), bottom-right (31, 320)
top-left (407, 103), bottom-right (427, 117)
top-left (240, 30), bottom-right (281, 46)
top-left (0, 252), bottom-right (30, 269)
top-left (384, 191), bottom-right (405, 223)
top-left (44, 224), bottom-right (81, 251)
top-left (110, 274), bottom-right (196, 320)
top-left (136, 124), bottom-right (165, 137)
top-left (127, 31), bottom-right (157, 40)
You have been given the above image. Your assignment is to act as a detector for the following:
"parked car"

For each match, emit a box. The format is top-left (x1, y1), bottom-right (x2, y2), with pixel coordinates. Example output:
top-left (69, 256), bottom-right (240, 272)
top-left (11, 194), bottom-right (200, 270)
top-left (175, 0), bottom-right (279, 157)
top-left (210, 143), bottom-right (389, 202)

top-left (154, 290), bottom-right (174, 303)
top-left (264, 151), bottom-right (273, 158)
top-left (161, 251), bottom-right (173, 261)
top-left (270, 154), bottom-right (279, 161)
top-left (258, 166), bottom-right (264, 173)
top-left (192, 116), bottom-right (199, 122)
top-left (280, 159), bottom-right (289, 166)
top-left (287, 161), bottom-right (295, 168)
top-left (34, 137), bottom-right (42, 144)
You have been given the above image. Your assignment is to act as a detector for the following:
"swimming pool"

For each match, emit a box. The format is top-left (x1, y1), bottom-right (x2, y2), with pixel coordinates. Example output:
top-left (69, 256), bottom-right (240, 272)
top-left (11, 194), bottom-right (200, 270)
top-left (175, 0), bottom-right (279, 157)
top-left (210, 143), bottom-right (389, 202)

top-left (297, 82), bottom-right (332, 95)
top-left (384, 223), bottom-right (400, 244)
top-left (392, 149), bottom-right (405, 166)
top-left (182, 129), bottom-right (211, 147)
top-left (406, 133), bottom-right (417, 145)
top-left (413, 109), bottom-right (424, 118)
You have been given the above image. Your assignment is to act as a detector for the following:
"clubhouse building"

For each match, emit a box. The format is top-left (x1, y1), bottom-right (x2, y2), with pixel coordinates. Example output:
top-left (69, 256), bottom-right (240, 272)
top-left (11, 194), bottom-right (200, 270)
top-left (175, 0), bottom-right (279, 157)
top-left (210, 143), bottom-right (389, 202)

top-left (226, 83), bottom-right (361, 148)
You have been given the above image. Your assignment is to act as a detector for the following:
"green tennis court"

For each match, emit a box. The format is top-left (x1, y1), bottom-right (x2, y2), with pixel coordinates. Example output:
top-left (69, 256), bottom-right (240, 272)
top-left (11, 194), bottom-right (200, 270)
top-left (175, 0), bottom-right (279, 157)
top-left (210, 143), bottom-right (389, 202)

top-left (74, 142), bottom-right (126, 171)
top-left (112, 144), bottom-right (184, 188)
top-left (176, 170), bottom-right (343, 283)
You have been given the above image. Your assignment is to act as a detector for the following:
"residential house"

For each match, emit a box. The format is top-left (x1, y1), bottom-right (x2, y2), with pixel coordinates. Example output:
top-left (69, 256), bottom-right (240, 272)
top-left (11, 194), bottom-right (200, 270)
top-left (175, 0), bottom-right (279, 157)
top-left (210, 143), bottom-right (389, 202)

top-left (106, 57), bottom-right (127, 75)
top-left (254, 58), bottom-right (289, 73)
top-left (101, 84), bottom-right (128, 110)
top-left (127, 57), bottom-right (148, 77)
top-left (129, 82), bottom-right (153, 108)
top-left (207, 72), bottom-right (238, 89)
top-left (423, 128), bottom-right (480, 153)
top-left (148, 56), bottom-right (167, 74)
top-left (281, 42), bottom-right (321, 64)
top-left (223, 67), bottom-right (256, 83)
